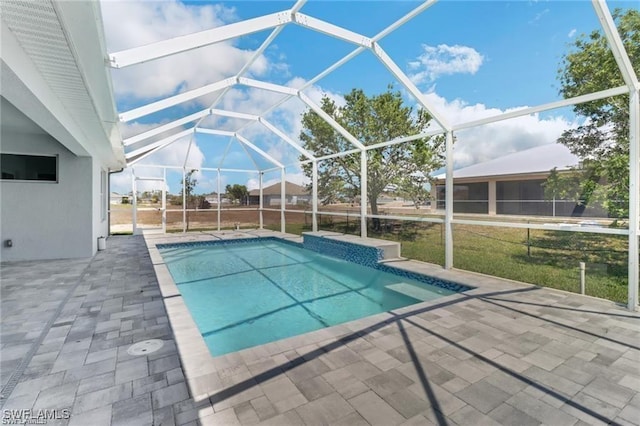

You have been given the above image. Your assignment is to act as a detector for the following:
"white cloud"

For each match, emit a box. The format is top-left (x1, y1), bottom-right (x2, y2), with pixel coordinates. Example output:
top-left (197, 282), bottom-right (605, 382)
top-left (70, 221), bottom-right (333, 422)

top-left (568, 28), bottom-right (577, 38)
top-left (420, 91), bottom-right (578, 168)
top-left (101, 0), bottom-right (273, 100)
top-left (408, 44), bottom-right (484, 85)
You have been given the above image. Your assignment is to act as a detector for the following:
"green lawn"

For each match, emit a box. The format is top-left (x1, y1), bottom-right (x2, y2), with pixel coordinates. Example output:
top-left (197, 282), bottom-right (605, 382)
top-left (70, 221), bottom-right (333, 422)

top-left (270, 219), bottom-right (630, 304)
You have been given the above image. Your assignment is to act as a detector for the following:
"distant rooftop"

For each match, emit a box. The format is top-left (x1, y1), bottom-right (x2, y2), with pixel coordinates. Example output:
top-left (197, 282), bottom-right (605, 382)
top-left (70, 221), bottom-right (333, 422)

top-left (248, 181), bottom-right (308, 196)
top-left (434, 144), bottom-right (579, 180)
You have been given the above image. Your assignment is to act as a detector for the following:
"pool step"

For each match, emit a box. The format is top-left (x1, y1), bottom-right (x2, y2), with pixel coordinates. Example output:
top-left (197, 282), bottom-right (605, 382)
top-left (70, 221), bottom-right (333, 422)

top-left (385, 282), bottom-right (437, 301)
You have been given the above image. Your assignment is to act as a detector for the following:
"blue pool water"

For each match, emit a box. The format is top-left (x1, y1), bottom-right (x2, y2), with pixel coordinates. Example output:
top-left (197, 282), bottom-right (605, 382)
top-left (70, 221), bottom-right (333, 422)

top-left (159, 238), bottom-right (466, 356)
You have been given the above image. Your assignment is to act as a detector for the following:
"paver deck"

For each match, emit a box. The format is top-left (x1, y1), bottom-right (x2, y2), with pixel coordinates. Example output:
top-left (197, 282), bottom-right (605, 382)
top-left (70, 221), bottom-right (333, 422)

top-left (1, 233), bottom-right (639, 425)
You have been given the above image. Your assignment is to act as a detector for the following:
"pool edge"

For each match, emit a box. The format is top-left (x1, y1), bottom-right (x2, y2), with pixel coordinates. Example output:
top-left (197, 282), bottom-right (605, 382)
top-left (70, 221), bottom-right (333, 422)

top-left (142, 229), bottom-right (527, 400)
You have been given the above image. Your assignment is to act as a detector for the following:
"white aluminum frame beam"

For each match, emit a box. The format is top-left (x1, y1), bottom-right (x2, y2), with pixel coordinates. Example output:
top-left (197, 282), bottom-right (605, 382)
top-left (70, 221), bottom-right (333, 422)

top-left (200, 0), bottom-right (306, 122)
top-left (217, 169), bottom-right (222, 231)
top-left (592, 1), bottom-right (640, 91)
top-left (135, 164), bottom-right (258, 173)
top-left (235, 133), bottom-right (284, 168)
top-left (119, 78), bottom-right (236, 122)
top-left (235, 0), bottom-right (436, 132)
top-left (259, 172), bottom-right (264, 229)
top-left (124, 109), bottom-right (209, 147)
top-left (312, 161), bottom-right (318, 231)
top-left (292, 13), bottom-right (372, 48)
top-left (109, 11), bottom-right (292, 68)
top-left (238, 77), bottom-right (299, 96)
top-left (126, 128), bottom-right (193, 160)
top-left (629, 87), bottom-right (640, 311)
top-left (372, 42), bottom-right (451, 132)
top-left (453, 85), bottom-right (629, 132)
top-left (372, 0), bottom-right (438, 42)
top-left (281, 168), bottom-right (286, 232)
top-left (259, 117), bottom-right (316, 160)
top-left (183, 133), bottom-right (195, 168)
top-left (196, 128), bottom-right (235, 137)
top-left (298, 92), bottom-right (365, 150)
top-left (444, 131), bottom-right (454, 269)
top-left (360, 150), bottom-right (368, 237)
top-left (198, 128), bottom-right (283, 169)
top-left (210, 108), bottom-right (259, 121)
top-left (366, 128), bottom-right (446, 151)
top-left (592, 0), bottom-right (640, 311)
top-left (218, 138), bottom-right (234, 169)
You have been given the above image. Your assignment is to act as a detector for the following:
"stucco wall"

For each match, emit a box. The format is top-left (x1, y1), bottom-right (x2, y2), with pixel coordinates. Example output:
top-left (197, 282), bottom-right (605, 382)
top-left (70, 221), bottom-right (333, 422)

top-left (91, 156), bottom-right (109, 254)
top-left (1, 131), bottom-right (96, 260)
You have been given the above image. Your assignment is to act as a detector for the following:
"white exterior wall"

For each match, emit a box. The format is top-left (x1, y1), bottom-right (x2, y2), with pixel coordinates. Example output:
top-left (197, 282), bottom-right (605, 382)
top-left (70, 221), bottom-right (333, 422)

top-left (0, 130), bottom-right (99, 260)
top-left (92, 157), bottom-right (109, 254)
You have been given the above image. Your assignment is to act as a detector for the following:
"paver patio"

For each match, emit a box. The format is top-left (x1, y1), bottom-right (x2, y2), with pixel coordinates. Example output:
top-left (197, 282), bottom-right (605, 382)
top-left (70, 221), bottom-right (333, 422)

top-left (1, 234), bottom-right (639, 425)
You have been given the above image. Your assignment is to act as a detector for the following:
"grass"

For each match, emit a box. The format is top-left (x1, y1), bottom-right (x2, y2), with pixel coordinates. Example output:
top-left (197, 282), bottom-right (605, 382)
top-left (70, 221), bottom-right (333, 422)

top-left (127, 210), bottom-right (629, 304)
top-left (271, 218), bottom-right (630, 304)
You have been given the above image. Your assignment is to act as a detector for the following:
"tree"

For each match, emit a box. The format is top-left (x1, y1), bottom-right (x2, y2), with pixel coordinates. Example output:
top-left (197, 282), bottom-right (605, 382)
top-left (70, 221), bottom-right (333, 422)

top-left (300, 87), bottom-right (444, 229)
top-left (225, 184), bottom-right (249, 205)
top-left (399, 172), bottom-right (431, 209)
top-left (179, 170), bottom-right (198, 230)
top-left (554, 8), bottom-right (639, 217)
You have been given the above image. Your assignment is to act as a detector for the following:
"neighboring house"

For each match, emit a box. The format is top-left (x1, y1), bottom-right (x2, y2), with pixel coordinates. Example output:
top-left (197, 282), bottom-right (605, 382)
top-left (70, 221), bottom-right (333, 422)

top-left (432, 144), bottom-right (608, 218)
top-left (1, 3), bottom-right (125, 260)
top-left (248, 181), bottom-right (311, 206)
top-left (204, 193), bottom-right (219, 205)
top-left (110, 192), bottom-right (127, 204)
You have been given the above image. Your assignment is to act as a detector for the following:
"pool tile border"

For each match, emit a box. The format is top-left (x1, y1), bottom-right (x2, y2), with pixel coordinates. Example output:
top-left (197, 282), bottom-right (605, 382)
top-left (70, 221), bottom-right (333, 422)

top-left (156, 234), bottom-right (473, 294)
top-left (142, 229), bottom-right (539, 405)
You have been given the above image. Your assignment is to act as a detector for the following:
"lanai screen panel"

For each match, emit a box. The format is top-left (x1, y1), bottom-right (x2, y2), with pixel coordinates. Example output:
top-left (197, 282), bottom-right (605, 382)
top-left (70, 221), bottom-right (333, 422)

top-left (101, 0), bottom-right (639, 309)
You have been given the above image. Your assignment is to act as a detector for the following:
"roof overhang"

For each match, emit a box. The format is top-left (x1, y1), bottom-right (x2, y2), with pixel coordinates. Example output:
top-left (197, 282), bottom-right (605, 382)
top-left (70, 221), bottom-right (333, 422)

top-left (0, 0), bottom-right (125, 168)
top-left (433, 171), bottom-right (568, 184)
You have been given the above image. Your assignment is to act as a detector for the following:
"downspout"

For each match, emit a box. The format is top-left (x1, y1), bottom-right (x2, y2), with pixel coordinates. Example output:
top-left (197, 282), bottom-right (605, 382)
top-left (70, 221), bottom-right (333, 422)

top-left (108, 168), bottom-right (125, 236)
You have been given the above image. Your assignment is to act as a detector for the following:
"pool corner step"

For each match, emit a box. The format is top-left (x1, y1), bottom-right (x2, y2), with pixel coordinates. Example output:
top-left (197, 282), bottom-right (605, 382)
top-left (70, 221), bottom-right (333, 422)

top-left (385, 282), bottom-right (442, 301)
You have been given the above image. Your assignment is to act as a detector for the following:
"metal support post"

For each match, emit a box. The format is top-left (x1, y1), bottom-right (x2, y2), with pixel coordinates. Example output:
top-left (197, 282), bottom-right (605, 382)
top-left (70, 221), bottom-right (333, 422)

top-left (629, 89), bottom-right (639, 310)
top-left (182, 168), bottom-right (186, 233)
top-left (217, 169), bottom-right (221, 231)
top-left (445, 131), bottom-right (454, 269)
top-left (162, 167), bottom-right (167, 233)
top-left (132, 171), bottom-right (137, 235)
top-left (259, 172), bottom-right (264, 229)
top-left (281, 168), bottom-right (286, 233)
top-left (360, 149), bottom-right (367, 238)
top-left (312, 161), bottom-right (318, 232)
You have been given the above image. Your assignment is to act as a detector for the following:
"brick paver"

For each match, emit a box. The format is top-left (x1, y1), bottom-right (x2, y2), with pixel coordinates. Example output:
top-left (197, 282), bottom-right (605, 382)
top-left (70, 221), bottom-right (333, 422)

top-left (1, 233), bottom-right (639, 425)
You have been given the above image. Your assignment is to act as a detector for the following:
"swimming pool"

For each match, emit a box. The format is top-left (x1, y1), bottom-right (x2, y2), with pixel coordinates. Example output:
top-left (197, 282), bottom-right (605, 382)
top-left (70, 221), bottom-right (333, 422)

top-left (158, 238), bottom-right (470, 356)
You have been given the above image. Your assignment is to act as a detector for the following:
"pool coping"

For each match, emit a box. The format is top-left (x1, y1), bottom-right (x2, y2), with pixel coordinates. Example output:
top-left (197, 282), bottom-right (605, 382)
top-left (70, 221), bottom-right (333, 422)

top-left (142, 229), bottom-right (539, 400)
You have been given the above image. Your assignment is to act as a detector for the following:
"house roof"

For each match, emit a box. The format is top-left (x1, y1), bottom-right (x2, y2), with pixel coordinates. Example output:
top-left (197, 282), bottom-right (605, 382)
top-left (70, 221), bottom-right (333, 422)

top-left (434, 144), bottom-right (579, 180)
top-left (249, 181), bottom-right (309, 196)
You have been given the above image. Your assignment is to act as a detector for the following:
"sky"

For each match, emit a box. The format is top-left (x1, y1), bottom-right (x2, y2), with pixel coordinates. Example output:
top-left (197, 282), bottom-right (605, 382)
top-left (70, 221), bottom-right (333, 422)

top-left (101, 0), bottom-right (635, 195)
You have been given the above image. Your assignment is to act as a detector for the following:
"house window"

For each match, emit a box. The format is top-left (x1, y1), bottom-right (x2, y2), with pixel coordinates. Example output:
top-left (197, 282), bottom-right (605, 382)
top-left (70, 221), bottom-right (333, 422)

top-left (1, 154), bottom-right (57, 182)
top-left (436, 183), bottom-right (489, 213)
top-left (497, 180), bottom-right (547, 215)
